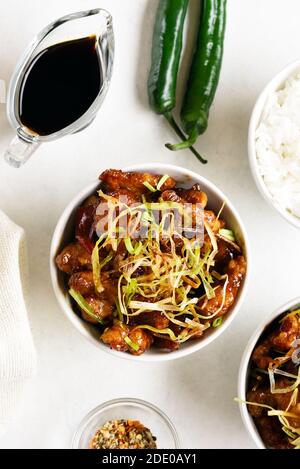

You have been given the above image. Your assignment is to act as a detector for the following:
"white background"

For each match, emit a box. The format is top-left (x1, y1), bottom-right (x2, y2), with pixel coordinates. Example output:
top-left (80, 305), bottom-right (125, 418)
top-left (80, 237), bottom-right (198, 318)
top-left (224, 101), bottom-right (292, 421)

top-left (0, 0), bottom-right (299, 449)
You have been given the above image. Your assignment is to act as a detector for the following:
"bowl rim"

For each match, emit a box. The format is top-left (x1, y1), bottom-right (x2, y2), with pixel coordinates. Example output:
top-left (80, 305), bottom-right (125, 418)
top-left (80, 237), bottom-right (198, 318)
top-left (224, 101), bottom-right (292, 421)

top-left (248, 58), bottom-right (300, 230)
top-left (50, 162), bottom-right (250, 362)
top-left (237, 295), bottom-right (300, 449)
top-left (71, 397), bottom-right (180, 449)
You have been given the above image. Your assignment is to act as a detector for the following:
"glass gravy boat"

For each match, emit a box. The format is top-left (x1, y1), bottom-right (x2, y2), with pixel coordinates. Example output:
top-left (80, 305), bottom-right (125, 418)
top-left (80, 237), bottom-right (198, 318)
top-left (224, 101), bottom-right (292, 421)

top-left (5, 9), bottom-right (114, 167)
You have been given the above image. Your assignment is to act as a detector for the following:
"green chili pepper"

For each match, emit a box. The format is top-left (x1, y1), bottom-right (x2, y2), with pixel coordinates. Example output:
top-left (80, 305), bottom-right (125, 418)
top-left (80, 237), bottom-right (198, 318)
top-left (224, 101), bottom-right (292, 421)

top-left (148, 0), bottom-right (207, 164)
top-left (167, 0), bottom-right (227, 151)
top-left (148, 0), bottom-right (188, 114)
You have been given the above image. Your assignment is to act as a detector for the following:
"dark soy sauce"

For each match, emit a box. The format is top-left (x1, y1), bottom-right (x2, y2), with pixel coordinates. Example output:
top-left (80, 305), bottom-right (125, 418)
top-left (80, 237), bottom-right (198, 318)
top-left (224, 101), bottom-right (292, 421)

top-left (19, 36), bottom-right (102, 136)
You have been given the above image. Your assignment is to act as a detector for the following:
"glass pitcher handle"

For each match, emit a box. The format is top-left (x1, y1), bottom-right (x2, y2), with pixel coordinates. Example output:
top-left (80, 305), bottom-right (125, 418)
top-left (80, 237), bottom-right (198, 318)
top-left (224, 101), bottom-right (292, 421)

top-left (4, 135), bottom-right (40, 168)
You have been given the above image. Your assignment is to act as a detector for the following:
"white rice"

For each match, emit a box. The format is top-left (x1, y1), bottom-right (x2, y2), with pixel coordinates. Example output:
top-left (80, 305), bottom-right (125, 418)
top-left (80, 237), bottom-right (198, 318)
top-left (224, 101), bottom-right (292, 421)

top-left (255, 73), bottom-right (300, 219)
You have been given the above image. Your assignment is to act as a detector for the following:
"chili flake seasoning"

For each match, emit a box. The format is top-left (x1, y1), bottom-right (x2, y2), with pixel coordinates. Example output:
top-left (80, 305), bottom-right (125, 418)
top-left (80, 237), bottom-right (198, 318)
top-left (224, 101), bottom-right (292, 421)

top-left (89, 419), bottom-right (157, 449)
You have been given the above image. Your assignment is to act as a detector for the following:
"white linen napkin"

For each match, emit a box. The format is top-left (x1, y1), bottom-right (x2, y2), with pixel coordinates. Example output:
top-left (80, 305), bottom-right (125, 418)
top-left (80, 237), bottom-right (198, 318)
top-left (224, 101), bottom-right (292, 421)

top-left (0, 209), bottom-right (36, 436)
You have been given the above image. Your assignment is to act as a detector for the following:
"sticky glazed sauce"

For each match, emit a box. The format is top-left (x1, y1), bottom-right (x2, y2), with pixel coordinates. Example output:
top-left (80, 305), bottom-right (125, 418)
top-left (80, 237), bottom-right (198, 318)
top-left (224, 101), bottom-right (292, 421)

top-left (18, 36), bottom-right (102, 136)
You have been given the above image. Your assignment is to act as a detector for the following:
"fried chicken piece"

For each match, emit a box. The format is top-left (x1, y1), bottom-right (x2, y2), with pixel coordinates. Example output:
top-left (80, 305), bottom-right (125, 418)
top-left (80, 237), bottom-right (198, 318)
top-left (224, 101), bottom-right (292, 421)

top-left (161, 185), bottom-right (208, 208)
top-left (271, 314), bottom-right (300, 351)
top-left (128, 295), bottom-right (169, 330)
top-left (153, 337), bottom-right (179, 352)
top-left (160, 190), bottom-right (203, 233)
top-left (255, 416), bottom-right (291, 449)
top-left (100, 273), bottom-right (118, 298)
top-left (198, 256), bottom-right (246, 317)
top-left (101, 323), bottom-right (130, 352)
top-left (56, 242), bottom-right (91, 274)
top-left (203, 210), bottom-right (225, 233)
top-left (69, 271), bottom-right (94, 296)
top-left (100, 169), bottom-right (175, 194)
top-left (128, 328), bottom-right (153, 355)
top-left (247, 378), bottom-right (299, 449)
top-left (94, 187), bottom-right (141, 237)
top-left (177, 186), bottom-right (208, 208)
top-left (251, 338), bottom-right (274, 370)
top-left (66, 262), bottom-right (116, 299)
top-left (252, 315), bottom-right (300, 370)
top-left (106, 188), bottom-right (140, 206)
top-left (101, 323), bottom-right (152, 355)
top-left (247, 379), bottom-right (292, 418)
top-left (214, 238), bottom-right (239, 271)
top-left (68, 270), bottom-right (116, 325)
top-left (160, 190), bottom-right (225, 236)
top-left (81, 295), bottom-right (114, 324)
top-left (247, 389), bottom-right (274, 418)
top-left (75, 200), bottom-right (98, 254)
top-left (160, 189), bottom-right (183, 204)
top-left (134, 311), bottom-right (169, 330)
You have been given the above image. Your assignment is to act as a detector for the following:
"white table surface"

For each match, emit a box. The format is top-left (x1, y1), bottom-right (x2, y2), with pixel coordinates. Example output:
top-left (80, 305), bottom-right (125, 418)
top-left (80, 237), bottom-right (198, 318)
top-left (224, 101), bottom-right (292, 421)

top-left (0, 0), bottom-right (300, 449)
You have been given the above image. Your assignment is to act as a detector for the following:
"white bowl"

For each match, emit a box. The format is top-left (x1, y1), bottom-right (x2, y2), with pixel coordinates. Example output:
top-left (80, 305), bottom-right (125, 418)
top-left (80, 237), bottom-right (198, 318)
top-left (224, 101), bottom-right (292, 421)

top-left (248, 59), bottom-right (300, 230)
top-left (50, 163), bottom-right (250, 362)
top-left (237, 296), bottom-right (300, 449)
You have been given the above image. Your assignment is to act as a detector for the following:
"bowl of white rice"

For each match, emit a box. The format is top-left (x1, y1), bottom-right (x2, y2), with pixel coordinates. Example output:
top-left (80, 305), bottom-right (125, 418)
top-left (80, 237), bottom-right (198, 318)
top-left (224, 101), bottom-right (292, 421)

top-left (249, 59), bottom-right (300, 229)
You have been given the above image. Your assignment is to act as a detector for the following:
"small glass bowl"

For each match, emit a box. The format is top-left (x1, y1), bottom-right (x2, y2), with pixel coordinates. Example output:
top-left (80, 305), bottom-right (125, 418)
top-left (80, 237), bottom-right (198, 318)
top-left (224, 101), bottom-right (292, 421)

top-left (72, 398), bottom-right (180, 449)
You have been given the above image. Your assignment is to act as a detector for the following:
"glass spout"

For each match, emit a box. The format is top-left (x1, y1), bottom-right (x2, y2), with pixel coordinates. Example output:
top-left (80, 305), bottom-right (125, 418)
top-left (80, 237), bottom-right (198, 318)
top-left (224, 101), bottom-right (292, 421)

top-left (4, 134), bottom-right (40, 168)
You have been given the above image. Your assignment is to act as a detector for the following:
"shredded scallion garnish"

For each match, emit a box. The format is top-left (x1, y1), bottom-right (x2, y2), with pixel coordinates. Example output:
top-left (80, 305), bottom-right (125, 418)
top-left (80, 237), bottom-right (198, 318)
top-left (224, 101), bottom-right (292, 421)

top-left (124, 236), bottom-right (135, 254)
top-left (269, 365), bottom-right (300, 394)
top-left (69, 288), bottom-right (105, 325)
top-left (124, 335), bottom-right (140, 352)
top-left (212, 317), bottom-right (223, 328)
top-left (157, 174), bottom-right (170, 191)
top-left (219, 228), bottom-right (235, 242)
top-left (143, 181), bottom-right (157, 192)
top-left (91, 192), bottom-right (233, 344)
